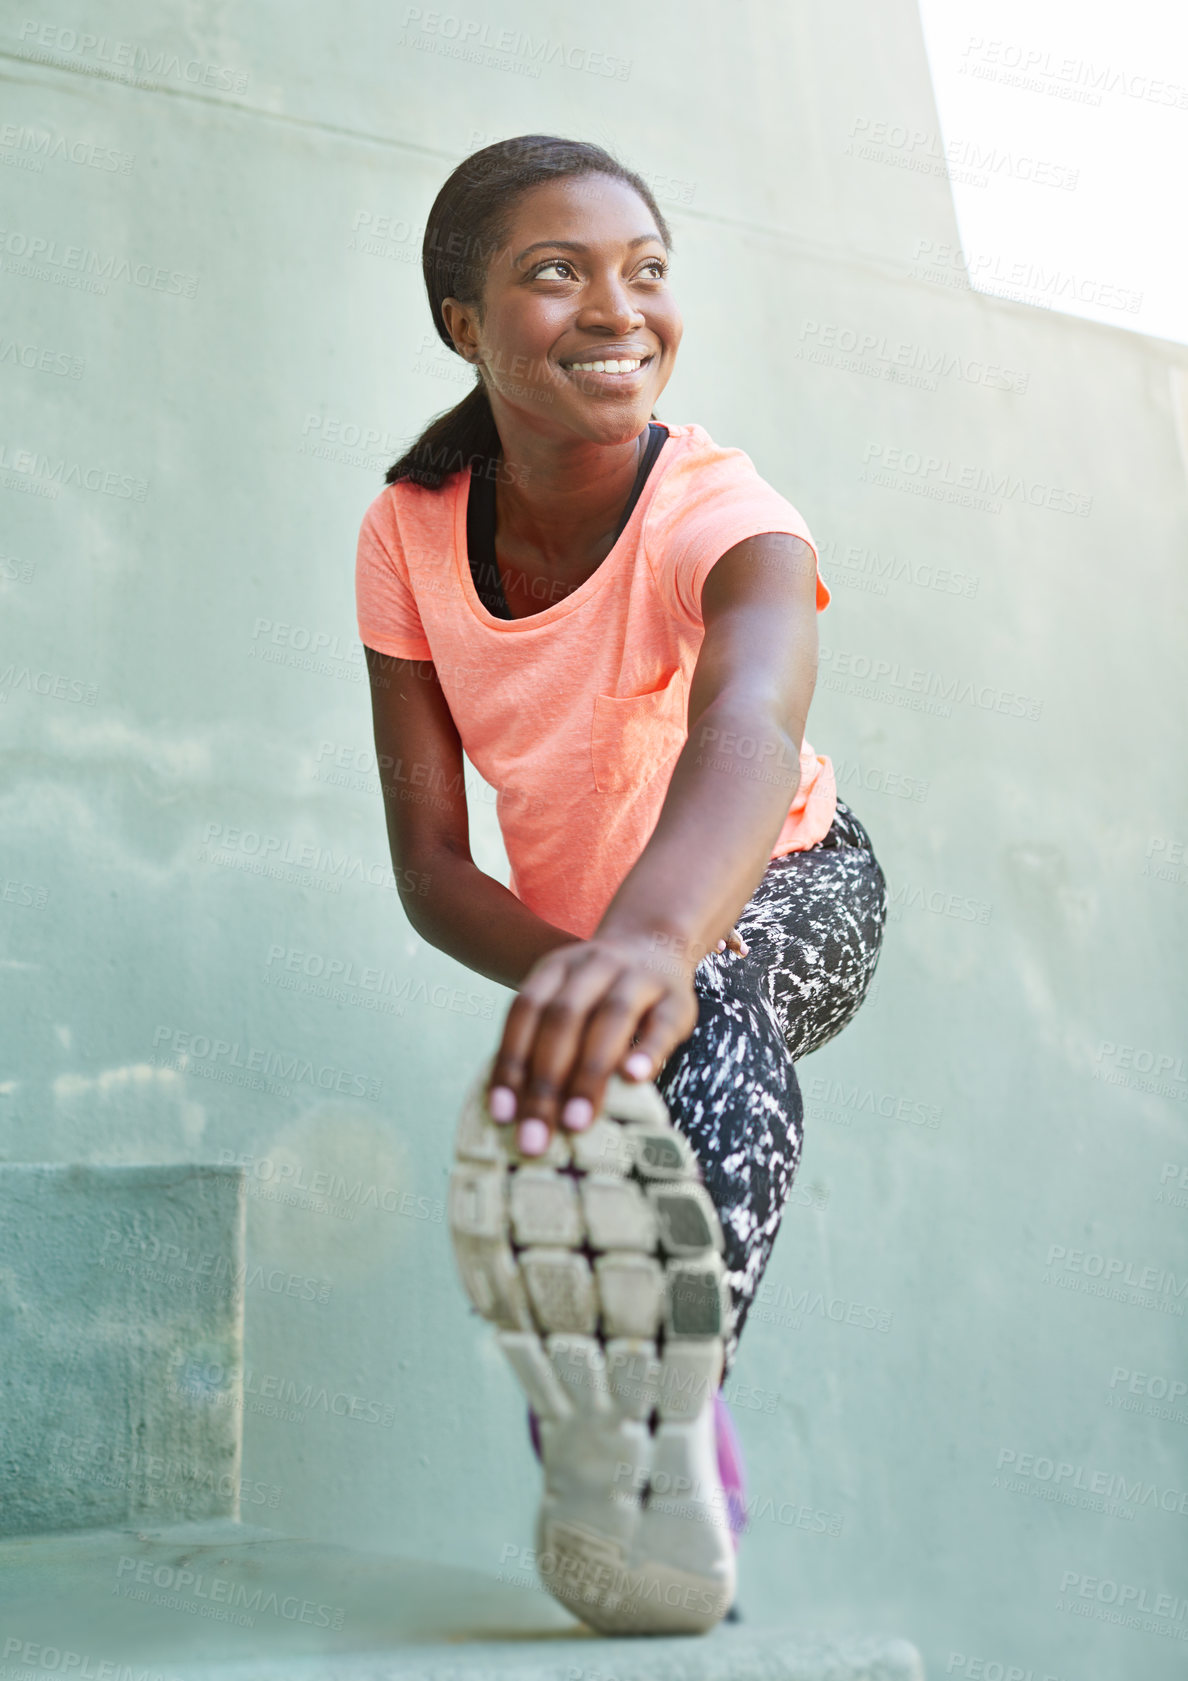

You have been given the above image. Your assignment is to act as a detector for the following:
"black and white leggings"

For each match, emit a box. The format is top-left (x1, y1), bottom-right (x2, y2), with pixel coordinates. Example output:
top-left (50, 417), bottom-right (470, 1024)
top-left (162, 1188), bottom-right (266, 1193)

top-left (653, 797), bottom-right (888, 1375)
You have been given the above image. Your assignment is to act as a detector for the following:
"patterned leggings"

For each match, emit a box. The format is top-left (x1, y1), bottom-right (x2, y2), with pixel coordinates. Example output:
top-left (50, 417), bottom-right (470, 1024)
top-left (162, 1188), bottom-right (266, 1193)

top-left (653, 796), bottom-right (888, 1375)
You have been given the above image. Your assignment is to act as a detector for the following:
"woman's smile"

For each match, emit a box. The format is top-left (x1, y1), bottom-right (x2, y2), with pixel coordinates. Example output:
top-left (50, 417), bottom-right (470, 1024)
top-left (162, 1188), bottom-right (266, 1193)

top-left (557, 349), bottom-right (657, 390)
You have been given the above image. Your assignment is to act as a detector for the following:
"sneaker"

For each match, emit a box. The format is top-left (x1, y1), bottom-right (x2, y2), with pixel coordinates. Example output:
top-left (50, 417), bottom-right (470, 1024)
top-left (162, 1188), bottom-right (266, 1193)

top-left (527, 1388), bottom-right (750, 1553)
top-left (448, 1057), bottom-right (737, 1636)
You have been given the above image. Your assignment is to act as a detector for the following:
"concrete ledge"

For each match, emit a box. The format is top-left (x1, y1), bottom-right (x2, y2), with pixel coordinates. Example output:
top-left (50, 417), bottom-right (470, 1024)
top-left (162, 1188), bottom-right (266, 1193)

top-left (0, 1164), bottom-right (245, 1536)
top-left (0, 1520), bottom-right (926, 1679)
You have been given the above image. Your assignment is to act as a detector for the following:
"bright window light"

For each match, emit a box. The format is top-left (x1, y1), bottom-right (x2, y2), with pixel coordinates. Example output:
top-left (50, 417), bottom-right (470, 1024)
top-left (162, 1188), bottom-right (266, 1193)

top-left (917, 0), bottom-right (1188, 345)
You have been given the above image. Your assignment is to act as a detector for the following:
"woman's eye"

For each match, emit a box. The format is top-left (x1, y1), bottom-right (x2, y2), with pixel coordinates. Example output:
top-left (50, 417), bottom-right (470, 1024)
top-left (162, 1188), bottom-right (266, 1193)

top-left (534, 260), bottom-right (575, 280)
top-left (638, 259), bottom-right (668, 280)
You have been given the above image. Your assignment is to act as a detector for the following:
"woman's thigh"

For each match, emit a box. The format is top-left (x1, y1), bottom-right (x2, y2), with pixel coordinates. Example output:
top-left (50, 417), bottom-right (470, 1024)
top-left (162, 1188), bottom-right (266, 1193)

top-left (737, 796), bottom-right (888, 1061)
top-left (654, 981), bottom-right (801, 1371)
top-left (653, 798), bottom-right (888, 1366)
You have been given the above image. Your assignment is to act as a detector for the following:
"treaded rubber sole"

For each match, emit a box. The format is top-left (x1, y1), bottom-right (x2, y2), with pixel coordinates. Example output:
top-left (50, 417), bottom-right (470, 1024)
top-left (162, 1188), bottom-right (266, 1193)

top-left (448, 1057), bottom-right (736, 1636)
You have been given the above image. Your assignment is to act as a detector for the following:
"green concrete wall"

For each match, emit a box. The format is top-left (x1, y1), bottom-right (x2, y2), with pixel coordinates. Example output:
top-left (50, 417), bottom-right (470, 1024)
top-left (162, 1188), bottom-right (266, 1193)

top-left (2, 1), bottom-right (1185, 1673)
top-left (0, 1165), bottom-right (245, 1534)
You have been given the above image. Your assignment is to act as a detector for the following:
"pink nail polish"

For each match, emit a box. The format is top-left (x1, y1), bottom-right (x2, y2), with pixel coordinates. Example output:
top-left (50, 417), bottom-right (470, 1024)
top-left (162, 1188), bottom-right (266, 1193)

top-left (561, 1096), bottom-right (593, 1131)
top-left (623, 1051), bottom-right (652, 1080)
top-left (517, 1118), bottom-right (549, 1155)
top-left (488, 1085), bottom-right (517, 1122)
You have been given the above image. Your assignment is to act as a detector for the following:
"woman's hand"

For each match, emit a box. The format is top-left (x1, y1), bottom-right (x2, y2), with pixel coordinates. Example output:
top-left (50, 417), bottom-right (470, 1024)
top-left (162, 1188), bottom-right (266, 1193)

top-left (484, 933), bottom-right (701, 1155)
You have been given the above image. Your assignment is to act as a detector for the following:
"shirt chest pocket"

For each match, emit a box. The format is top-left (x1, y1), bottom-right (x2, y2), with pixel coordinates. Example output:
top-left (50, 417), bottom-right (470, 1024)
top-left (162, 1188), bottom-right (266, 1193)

top-left (590, 667), bottom-right (688, 794)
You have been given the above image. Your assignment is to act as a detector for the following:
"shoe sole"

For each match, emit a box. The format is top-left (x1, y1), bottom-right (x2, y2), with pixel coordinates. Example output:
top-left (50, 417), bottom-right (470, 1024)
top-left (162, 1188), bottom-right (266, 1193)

top-left (448, 1058), bottom-right (736, 1636)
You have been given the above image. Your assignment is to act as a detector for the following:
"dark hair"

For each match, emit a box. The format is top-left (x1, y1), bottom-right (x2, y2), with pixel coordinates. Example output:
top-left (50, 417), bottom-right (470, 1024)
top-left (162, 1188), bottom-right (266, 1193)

top-left (385, 135), bottom-right (673, 490)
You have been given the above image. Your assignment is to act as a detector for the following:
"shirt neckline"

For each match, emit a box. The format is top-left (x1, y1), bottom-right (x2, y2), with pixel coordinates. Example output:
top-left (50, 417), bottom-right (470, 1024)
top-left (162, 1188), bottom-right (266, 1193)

top-left (452, 424), bottom-right (685, 632)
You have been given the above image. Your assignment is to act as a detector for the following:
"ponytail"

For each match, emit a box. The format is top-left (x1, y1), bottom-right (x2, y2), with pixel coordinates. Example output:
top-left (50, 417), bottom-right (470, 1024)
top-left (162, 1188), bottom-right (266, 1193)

top-left (384, 380), bottom-right (501, 490)
top-left (384, 134), bottom-right (672, 491)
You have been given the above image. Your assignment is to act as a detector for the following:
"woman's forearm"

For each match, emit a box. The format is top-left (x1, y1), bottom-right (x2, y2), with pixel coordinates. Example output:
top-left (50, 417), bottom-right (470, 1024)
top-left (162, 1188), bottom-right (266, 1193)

top-left (596, 694), bottom-right (801, 963)
top-left (402, 850), bottom-right (578, 992)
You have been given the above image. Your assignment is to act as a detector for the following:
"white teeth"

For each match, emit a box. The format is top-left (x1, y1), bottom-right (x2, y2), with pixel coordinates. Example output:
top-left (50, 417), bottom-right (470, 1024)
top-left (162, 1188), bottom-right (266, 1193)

top-left (567, 358), bottom-right (643, 374)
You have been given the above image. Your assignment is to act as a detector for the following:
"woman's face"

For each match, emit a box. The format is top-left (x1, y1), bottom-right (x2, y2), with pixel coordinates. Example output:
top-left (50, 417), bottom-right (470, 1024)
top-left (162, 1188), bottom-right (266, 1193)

top-left (443, 173), bottom-right (683, 448)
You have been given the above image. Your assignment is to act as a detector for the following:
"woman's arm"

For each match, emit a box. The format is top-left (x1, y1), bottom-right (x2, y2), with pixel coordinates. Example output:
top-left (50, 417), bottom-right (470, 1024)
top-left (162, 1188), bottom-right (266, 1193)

top-left (364, 647), bottom-right (576, 991)
top-left (486, 532), bottom-right (821, 1146)
top-left (597, 531), bottom-right (818, 959)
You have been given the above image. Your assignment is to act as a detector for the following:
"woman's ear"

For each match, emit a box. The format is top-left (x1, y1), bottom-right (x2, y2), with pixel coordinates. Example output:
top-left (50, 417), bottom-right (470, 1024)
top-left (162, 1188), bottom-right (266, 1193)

top-left (441, 297), bottom-right (480, 363)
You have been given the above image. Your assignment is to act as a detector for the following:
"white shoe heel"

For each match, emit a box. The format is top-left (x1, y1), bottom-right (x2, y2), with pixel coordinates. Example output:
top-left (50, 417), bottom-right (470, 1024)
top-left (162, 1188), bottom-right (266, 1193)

top-left (448, 1060), bottom-right (735, 1636)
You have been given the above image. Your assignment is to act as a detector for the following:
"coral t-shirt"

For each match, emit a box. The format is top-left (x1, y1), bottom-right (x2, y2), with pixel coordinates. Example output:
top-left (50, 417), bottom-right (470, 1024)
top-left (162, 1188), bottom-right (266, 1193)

top-left (355, 421), bottom-right (837, 940)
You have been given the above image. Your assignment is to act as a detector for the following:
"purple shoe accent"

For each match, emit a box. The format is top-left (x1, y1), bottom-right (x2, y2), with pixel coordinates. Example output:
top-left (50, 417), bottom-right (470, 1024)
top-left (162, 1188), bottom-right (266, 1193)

top-left (527, 1395), bottom-right (748, 1548)
top-left (713, 1392), bottom-right (749, 1549)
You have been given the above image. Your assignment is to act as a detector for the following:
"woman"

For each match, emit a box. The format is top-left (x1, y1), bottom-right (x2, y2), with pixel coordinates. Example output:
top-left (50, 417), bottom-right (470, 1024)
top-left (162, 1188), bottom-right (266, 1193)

top-left (357, 136), bottom-right (888, 1636)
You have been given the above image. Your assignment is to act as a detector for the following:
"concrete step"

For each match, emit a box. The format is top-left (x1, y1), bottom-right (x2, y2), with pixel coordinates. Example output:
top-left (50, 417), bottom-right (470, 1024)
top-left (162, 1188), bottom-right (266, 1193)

top-left (0, 1519), bottom-right (925, 1680)
top-left (0, 1164), bottom-right (245, 1536)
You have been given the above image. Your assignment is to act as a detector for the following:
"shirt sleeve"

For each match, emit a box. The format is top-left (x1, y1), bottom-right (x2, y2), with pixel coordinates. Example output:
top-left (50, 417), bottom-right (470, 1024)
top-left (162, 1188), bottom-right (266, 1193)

top-left (644, 444), bottom-right (830, 626)
top-left (355, 487), bottom-right (433, 661)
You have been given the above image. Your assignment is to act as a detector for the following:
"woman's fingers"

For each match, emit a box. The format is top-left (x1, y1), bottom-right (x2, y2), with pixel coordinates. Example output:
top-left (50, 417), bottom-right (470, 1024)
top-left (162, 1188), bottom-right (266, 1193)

top-left (484, 938), bottom-right (699, 1156)
top-left (485, 946), bottom-right (593, 1129)
top-left (513, 954), bottom-right (636, 1145)
top-left (487, 945), bottom-right (649, 1150)
top-left (616, 989), bottom-right (699, 1083)
top-left (552, 980), bottom-right (682, 1128)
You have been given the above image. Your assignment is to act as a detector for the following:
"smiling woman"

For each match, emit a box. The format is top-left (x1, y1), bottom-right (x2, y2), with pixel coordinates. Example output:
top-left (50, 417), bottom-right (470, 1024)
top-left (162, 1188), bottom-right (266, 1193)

top-left (355, 134), bottom-right (889, 1635)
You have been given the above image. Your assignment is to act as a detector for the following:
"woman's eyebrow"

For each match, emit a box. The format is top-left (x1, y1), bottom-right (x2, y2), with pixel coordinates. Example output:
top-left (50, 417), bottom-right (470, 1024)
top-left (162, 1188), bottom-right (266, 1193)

top-left (513, 234), bottom-right (663, 266)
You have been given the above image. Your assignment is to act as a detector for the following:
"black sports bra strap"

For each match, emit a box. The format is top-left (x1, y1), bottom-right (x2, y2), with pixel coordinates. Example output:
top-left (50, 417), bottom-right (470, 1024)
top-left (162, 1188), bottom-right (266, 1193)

top-left (466, 422), bottom-right (669, 620)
